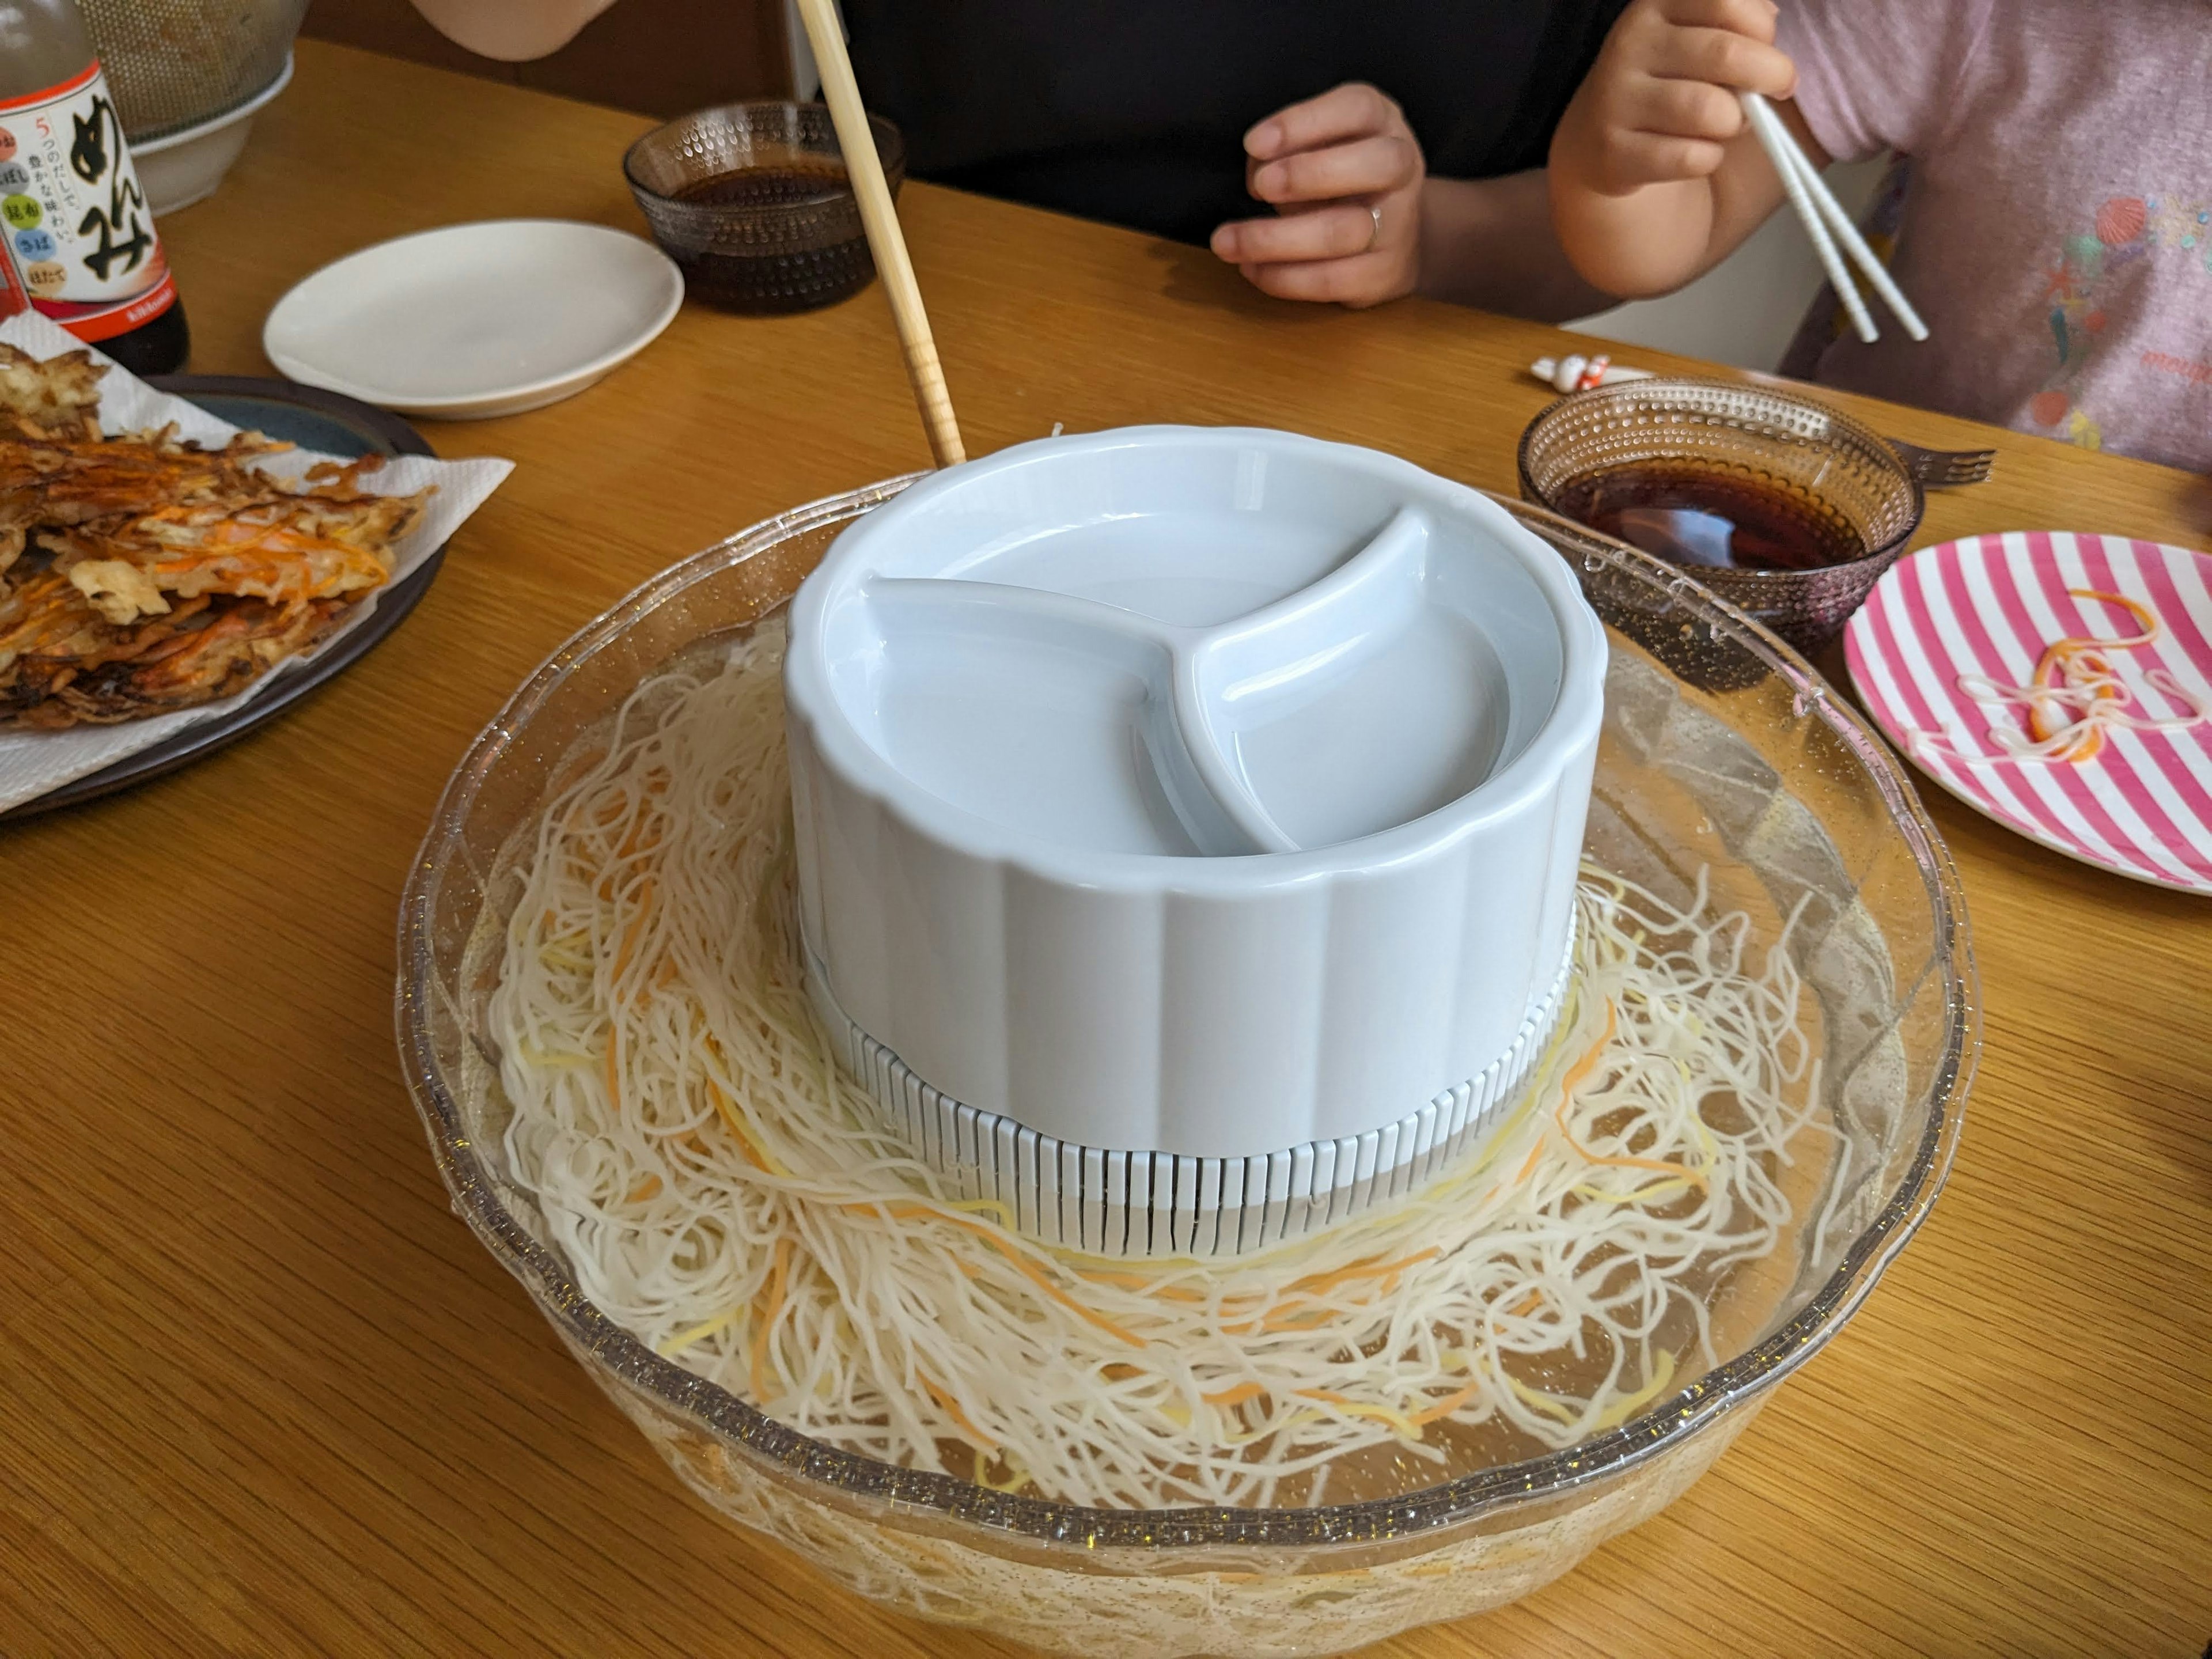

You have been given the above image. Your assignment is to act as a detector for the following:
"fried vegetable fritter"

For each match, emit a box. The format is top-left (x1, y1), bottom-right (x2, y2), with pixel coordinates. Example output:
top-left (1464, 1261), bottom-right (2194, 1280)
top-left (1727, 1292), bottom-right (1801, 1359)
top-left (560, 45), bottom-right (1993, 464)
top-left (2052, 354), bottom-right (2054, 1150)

top-left (0, 344), bottom-right (433, 729)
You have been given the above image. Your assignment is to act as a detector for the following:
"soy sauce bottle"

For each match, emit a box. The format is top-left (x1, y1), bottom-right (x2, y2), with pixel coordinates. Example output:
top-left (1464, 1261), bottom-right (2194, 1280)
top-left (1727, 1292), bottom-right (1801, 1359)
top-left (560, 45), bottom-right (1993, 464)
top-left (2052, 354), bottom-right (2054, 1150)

top-left (0, 0), bottom-right (188, 374)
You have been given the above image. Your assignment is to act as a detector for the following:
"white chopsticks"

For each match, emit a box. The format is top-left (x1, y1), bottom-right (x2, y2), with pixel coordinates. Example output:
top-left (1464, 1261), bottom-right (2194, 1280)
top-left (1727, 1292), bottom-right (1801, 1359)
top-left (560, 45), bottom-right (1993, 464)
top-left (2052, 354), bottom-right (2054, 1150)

top-left (1738, 91), bottom-right (1927, 345)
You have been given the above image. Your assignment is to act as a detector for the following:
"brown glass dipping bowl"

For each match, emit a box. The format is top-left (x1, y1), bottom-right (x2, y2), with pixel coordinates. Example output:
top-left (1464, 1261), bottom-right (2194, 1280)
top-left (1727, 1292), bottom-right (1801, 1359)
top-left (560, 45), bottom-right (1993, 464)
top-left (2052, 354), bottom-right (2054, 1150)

top-left (624, 102), bottom-right (904, 315)
top-left (1518, 378), bottom-right (1924, 670)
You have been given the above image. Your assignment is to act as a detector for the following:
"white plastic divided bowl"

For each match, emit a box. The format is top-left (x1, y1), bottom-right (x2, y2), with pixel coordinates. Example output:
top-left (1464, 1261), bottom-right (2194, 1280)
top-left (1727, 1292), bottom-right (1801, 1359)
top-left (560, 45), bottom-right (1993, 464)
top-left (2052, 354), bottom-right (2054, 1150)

top-left (785, 428), bottom-right (1607, 1255)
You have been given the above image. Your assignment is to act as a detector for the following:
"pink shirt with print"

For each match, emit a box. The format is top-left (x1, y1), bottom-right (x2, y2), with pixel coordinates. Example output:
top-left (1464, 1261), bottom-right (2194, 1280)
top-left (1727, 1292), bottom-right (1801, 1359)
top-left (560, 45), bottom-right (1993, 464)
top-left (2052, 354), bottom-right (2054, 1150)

top-left (1777, 0), bottom-right (2212, 472)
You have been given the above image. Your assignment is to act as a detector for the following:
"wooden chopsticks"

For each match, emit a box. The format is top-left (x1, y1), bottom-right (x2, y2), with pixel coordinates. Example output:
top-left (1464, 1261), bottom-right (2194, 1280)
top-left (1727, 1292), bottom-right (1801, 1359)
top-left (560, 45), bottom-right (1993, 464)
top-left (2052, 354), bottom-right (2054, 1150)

top-left (790, 0), bottom-right (967, 467)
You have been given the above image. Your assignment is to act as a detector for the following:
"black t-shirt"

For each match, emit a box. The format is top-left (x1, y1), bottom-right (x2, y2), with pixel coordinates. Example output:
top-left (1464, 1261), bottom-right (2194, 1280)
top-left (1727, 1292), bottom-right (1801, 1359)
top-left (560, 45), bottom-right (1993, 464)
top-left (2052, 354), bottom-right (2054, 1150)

top-left (844, 1), bottom-right (1627, 245)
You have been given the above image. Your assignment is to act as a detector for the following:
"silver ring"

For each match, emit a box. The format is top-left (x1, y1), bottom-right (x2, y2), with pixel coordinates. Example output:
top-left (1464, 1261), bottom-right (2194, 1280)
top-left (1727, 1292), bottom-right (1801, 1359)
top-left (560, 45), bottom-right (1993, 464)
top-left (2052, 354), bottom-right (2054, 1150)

top-left (1365, 202), bottom-right (1384, 252)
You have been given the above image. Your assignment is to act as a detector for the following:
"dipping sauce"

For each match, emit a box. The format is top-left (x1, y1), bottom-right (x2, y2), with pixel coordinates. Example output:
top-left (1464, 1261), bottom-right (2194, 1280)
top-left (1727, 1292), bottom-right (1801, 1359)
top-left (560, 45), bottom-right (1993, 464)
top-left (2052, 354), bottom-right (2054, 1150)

top-left (674, 162), bottom-right (848, 209)
top-left (1552, 466), bottom-right (1866, 572)
top-left (662, 161), bottom-right (875, 313)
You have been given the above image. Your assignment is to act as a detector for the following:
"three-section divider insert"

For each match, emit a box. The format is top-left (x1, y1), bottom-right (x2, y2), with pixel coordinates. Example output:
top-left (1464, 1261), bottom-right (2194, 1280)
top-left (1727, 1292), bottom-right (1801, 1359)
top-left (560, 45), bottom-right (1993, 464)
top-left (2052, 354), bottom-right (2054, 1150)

top-left (864, 506), bottom-right (1434, 857)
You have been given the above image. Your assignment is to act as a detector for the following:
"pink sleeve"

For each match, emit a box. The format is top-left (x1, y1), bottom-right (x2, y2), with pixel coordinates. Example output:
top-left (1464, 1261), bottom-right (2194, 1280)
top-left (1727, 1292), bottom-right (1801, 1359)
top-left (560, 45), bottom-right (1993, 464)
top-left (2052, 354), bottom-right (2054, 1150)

top-left (1776, 0), bottom-right (1999, 162)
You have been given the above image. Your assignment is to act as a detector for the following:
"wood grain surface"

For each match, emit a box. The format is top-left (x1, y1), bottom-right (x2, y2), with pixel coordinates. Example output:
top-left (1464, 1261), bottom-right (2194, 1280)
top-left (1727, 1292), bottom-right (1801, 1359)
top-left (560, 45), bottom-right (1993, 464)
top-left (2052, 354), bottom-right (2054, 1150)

top-left (3, 41), bottom-right (2208, 1659)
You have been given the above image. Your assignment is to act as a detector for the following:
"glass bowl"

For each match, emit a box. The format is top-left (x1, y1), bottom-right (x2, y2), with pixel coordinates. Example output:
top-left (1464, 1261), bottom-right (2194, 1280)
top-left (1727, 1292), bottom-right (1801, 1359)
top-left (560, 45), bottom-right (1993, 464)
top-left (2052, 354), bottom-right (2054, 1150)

top-left (623, 101), bottom-right (904, 314)
top-left (396, 480), bottom-right (1976, 1658)
top-left (1518, 378), bottom-right (1925, 660)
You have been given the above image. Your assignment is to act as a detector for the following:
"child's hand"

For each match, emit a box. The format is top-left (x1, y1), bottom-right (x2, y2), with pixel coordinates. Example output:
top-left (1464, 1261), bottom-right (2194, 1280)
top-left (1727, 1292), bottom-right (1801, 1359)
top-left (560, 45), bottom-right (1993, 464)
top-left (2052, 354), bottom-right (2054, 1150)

top-left (1209, 84), bottom-right (1425, 308)
top-left (1555, 0), bottom-right (1797, 193)
top-left (1550, 0), bottom-right (1806, 296)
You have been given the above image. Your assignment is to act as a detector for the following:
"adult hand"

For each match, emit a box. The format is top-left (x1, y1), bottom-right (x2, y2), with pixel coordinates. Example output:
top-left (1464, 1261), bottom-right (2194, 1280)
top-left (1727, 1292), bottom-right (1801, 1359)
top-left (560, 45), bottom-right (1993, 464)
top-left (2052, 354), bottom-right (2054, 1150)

top-left (1209, 84), bottom-right (1425, 308)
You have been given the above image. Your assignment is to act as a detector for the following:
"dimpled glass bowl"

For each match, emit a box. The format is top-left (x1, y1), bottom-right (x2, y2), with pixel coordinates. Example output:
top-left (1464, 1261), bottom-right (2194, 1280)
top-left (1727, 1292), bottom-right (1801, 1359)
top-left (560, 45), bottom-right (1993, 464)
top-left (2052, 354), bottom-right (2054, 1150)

top-left (397, 479), bottom-right (1976, 1659)
top-left (1518, 377), bottom-right (1925, 660)
top-left (624, 101), bottom-right (904, 314)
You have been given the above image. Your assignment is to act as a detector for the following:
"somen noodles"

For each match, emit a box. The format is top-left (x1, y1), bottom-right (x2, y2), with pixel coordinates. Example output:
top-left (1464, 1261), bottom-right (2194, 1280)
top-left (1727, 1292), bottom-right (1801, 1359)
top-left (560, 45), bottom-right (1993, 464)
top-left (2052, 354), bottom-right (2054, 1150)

top-left (489, 621), bottom-right (1826, 1510)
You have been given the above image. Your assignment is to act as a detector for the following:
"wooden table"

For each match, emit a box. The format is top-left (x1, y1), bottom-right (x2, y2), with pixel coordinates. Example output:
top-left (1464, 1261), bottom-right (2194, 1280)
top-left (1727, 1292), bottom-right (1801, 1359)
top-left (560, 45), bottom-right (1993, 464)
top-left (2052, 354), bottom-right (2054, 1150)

top-left (6, 42), bottom-right (2207, 1659)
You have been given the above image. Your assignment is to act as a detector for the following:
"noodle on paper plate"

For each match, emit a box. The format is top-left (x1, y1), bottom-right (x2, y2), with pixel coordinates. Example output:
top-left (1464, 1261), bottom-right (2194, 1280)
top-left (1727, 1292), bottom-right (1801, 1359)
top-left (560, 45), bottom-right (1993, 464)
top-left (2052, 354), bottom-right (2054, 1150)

top-left (490, 621), bottom-right (1828, 1510)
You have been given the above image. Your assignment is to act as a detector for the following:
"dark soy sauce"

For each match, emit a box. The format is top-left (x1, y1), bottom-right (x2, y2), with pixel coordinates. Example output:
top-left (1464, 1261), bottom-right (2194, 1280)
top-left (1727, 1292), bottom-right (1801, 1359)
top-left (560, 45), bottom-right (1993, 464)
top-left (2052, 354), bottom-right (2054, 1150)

top-left (669, 162), bottom-right (873, 313)
top-left (674, 162), bottom-right (849, 210)
top-left (1553, 466), bottom-right (1866, 573)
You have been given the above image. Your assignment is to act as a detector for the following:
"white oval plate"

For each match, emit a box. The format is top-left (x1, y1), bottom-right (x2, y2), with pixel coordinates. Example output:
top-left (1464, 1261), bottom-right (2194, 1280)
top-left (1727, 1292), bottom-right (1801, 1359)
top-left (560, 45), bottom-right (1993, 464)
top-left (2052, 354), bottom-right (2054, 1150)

top-left (263, 220), bottom-right (682, 420)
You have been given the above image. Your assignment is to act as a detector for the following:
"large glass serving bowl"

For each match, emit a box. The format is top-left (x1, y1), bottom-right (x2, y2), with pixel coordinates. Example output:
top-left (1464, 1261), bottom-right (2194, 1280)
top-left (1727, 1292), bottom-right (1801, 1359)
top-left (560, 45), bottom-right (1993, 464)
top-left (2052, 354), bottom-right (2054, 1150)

top-left (396, 478), bottom-right (1976, 1658)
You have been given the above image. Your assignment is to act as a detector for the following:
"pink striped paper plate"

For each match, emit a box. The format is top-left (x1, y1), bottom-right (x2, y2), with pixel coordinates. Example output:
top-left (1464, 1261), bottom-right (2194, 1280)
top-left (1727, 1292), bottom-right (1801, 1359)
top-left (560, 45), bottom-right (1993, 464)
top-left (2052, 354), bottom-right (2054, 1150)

top-left (1846, 531), bottom-right (2212, 893)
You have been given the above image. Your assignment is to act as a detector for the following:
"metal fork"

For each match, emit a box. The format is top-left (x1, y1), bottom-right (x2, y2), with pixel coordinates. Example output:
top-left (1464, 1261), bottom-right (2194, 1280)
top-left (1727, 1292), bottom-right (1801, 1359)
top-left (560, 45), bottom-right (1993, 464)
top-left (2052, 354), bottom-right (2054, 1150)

top-left (1887, 438), bottom-right (1997, 488)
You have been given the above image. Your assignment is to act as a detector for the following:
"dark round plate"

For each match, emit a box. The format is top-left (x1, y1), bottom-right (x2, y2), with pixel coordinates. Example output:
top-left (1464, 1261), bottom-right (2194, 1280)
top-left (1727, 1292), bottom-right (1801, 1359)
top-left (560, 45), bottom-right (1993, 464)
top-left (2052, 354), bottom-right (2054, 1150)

top-left (2, 375), bottom-right (449, 820)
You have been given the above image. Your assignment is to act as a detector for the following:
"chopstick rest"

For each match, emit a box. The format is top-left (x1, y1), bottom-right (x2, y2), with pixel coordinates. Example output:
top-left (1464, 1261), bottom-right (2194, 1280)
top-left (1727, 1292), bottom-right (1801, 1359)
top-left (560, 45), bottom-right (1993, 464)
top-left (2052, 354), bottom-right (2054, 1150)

top-left (1529, 354), bottom-right (1655, 393)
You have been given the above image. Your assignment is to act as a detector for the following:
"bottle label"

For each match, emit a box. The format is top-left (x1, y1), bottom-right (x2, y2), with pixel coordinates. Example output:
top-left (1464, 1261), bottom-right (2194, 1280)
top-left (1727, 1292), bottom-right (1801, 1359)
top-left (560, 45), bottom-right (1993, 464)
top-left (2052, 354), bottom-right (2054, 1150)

top-left (0, 62), bottom-right (177, 342)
